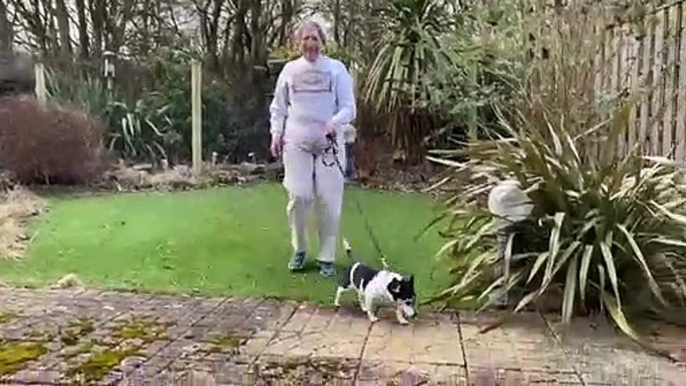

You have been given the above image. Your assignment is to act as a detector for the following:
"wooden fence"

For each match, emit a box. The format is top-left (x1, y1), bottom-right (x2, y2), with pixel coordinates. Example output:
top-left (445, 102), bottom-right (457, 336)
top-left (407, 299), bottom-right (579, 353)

top-left (596, 0), bottom-right (686, 163)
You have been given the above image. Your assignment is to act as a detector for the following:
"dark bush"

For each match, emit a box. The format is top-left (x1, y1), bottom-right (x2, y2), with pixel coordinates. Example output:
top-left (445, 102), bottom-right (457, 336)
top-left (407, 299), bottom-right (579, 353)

top-left (0, 96), bottom-right (105, 185)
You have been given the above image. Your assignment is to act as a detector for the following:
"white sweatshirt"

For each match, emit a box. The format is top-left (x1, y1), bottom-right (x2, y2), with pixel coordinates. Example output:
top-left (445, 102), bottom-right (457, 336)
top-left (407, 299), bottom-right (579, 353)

top-left (269, 55), bottom-right (356, 147)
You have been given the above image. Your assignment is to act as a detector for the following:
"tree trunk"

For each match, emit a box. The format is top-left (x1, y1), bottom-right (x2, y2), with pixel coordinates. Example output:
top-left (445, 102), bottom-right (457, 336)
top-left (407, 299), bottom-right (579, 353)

top-left (209, 0), bottom-right (226, 71)
top-left (249, 0), bottom-right (262, 66)
top-left (109, 0), bottom-right (136, 54)
top-left (75, 0), bottom-right (90, 59)
top-left (279, 0), bottom-right (292, 46)
top-left (232, 0), bottom-right (248, 68)
top-left (333, 0), bottom-right (341, 45)
top-left (89, 0), bottom-right (106, 58)
top-left (0, 1), bottom-right (13, 50)
top-left (55, 0), bottom-right (72, 56)
top-left (42, 0), bottom-right (59, 55)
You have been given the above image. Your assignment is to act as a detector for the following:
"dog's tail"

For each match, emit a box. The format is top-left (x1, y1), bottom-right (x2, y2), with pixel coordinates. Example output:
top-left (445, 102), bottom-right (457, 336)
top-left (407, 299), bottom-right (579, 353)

top-left (343, 238), bottom-right (353, 259)
top-left (344, 238), bottom-right (390, 269)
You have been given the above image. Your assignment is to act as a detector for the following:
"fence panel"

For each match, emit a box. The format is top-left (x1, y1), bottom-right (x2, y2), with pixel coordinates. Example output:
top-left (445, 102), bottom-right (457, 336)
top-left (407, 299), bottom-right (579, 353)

top-left (598, 1), bottom-right (686, 162)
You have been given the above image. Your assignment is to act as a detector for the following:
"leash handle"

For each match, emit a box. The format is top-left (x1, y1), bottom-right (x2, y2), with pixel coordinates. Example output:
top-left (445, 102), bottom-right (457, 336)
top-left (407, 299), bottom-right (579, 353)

top-left (323, 134), bottom-right (343, 170)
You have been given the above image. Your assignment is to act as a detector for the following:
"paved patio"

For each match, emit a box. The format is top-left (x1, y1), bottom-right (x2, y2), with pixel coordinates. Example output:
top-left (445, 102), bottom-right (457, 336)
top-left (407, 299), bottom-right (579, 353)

top-left (0, 288), bottom-right (683, 385)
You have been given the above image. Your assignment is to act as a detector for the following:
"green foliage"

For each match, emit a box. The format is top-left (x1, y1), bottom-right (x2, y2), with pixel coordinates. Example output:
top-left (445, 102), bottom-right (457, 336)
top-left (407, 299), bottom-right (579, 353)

top-left (117, 47), bottom-right (225, 164)
top-left (430, 102), bottom-right (686, 329)
top-left (47, 47), bottom-right (270, 165)
top-left (426, 0), bottom-right (525, 144)
top-left (46, 60), bottom-right (174, 164)
top-left (45, 69), bottom-right (110, 118)
top-left (103, 100), bottom-right (171, 162)
top-left (428, 1), bottom-right (686, 342)
top-left (361, 0), bottom-right (455, 162)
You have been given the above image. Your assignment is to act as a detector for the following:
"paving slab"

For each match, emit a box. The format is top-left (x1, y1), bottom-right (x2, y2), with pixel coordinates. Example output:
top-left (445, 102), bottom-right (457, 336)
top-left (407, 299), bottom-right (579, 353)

top-left (0, 288), bottom-right (683, 385)
top-left (542, 314), bottom-right (684, 385)
top-left (357, 360), bottom-right (468, 385)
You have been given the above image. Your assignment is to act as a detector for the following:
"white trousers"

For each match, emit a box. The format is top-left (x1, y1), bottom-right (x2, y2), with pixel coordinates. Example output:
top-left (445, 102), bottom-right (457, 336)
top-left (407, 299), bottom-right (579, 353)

top-left (282, 142), bottom-right (346, 263)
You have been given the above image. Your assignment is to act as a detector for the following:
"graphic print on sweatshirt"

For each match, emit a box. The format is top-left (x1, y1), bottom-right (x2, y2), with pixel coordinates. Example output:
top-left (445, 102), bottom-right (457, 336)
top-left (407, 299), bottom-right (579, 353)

top-left (291, 69), bottom-right (333, 93)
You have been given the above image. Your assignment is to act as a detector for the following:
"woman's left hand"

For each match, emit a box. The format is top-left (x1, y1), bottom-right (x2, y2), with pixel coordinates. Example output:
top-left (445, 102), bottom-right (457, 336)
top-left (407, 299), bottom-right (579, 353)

top-left (324, 120), bottom-right (336, 138)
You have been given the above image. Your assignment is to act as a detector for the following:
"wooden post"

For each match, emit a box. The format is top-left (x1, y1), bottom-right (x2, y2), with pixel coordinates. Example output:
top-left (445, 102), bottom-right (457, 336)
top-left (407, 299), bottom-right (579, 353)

top-left (34, 62), bottom-right (46, 104)
top-left (467, 62), bottom-right (478, 143)
top-left (676, 1), bottom-right (686, 166)
top-left (191, 59), bottom-right (202, 175)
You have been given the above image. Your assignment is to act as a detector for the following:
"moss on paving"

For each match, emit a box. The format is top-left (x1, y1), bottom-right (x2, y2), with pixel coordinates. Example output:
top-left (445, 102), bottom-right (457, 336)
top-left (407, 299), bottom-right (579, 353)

top-left (51, 314), bottom-right (170, 383)
top-left (60, 317), bottom-right (95, 346)
top-left (257, 357), bottom-right (360, 383)
top-left (63, 314), bottom-right (171, 384)
top-left (0, 312), bottom-right (18, 325)
top-left (207, 332), bottom-right (248, 354)
top-left (26, 329), bottom-right (52, 341)
top-left (61, 341), bottom-right (95, 361)
top-left (65, 347), bottom-right (139, 384)
top-left (111, 315), bottom-right (170, 343)
top-left (0, 341), bottom-right (48, 376)
top-left (0, 313), bottom-right (173, 381)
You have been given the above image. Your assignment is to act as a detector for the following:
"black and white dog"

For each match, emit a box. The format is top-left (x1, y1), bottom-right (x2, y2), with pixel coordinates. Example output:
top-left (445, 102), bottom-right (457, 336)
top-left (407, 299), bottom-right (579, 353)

top-left (333, 239), bottom-right (417, 324)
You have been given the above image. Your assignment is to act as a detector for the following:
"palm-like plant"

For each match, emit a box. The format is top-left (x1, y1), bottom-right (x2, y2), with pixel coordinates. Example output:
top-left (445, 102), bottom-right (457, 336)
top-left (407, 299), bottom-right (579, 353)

top-left (45, 68), bottom-right (110, 119)
top-left (427, 1), bottom-right (686, 343)
top-left (362, 0), bottom-right (455, 163)
top-left (430, 102), bottom-right (686, 334)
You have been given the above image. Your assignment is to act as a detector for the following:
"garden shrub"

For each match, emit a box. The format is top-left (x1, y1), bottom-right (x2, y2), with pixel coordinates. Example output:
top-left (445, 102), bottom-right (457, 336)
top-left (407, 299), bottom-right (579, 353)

top-left (137, 47), bottom-right (270, 164)
top-left (0, 97), bottom-right (105, 185)
top-left (427, 0), bottom-right (686, 344)
top-left (46, 47), bottom-right (272, 165)
top-left (361, 0), bottom-right (455, 164)
top-left (426, 0), bottom-right (525, 149)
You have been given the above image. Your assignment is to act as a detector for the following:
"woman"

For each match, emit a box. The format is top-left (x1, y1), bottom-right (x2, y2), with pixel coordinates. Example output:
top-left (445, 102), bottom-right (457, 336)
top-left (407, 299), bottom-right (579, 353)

top-left (268, 21), bottom-right (357, 277)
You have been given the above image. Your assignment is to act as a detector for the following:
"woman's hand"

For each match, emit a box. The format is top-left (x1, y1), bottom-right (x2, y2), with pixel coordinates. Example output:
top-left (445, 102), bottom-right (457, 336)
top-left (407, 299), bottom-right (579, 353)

top-left (270, 134), bottom-right (284, 157)
top-left (324, 120), bottom-right (336, 140)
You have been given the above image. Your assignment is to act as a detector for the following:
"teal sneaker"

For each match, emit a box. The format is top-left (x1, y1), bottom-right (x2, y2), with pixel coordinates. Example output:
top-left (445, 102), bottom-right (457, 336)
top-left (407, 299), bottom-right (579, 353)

top-left (288, 252), bottom-right (306, 271)
top-left (318, 261), bottom-right (336, 277)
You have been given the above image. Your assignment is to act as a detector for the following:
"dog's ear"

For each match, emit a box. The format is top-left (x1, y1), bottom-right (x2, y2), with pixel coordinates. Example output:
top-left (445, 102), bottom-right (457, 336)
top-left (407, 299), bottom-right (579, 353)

top-left (388, 278), bottom-right (401, 294)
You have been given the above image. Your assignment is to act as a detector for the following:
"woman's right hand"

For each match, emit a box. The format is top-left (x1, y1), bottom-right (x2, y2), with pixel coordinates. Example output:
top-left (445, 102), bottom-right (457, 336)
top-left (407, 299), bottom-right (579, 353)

top-left (270, 134), bottom-right (284, 157)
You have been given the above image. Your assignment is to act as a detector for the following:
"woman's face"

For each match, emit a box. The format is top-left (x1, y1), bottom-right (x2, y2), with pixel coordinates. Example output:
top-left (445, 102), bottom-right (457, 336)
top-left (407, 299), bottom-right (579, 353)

top-left (299, 26), bottom-right (323, 62)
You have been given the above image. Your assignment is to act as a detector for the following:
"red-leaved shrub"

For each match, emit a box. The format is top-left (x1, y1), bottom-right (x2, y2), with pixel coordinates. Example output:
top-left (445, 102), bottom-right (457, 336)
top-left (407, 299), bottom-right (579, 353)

top-left (0, 96), bottom-right (105, 185)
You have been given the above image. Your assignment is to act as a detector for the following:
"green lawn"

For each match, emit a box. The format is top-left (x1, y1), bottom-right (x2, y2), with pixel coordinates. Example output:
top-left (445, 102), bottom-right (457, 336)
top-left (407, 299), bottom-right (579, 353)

top-left (0, 183), bottom-right (448, 304)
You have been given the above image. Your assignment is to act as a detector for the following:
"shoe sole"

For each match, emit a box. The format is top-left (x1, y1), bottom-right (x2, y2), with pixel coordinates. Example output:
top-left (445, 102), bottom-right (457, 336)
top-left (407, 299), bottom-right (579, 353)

top-left (319, 265), bottom-right (336, 277)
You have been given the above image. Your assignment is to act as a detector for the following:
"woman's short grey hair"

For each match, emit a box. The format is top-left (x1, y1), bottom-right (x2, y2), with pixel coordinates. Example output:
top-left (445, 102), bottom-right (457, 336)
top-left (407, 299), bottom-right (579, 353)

top-left (294, 20), bottom-right (327, 46)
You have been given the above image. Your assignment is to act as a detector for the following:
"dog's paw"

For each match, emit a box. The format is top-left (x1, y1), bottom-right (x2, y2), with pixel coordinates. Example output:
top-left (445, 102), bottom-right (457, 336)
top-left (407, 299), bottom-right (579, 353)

top-left (397, 318), bottom-right (409, 325)
top-left (367, 314), bottom-right (379, 323)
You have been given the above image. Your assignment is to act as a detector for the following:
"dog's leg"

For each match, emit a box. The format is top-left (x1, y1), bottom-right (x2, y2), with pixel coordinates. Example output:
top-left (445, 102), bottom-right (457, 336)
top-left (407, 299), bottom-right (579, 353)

top-left (395, 304), bottom-right (409, 325)
top-left (364, 294), bottom-right (378, 323)
top-left (334, 287), bottom-right (346, 307)
top-left (357, 290), bottom-right (367, 312)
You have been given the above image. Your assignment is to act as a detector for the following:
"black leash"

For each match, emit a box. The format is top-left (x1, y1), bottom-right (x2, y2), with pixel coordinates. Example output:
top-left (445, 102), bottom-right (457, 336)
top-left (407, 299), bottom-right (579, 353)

top-left (323, 134), bottom-right (389, 269)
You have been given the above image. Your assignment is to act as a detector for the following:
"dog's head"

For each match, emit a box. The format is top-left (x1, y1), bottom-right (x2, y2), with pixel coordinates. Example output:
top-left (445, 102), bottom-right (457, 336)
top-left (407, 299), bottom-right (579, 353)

top-left (388, 275), bottom-right (417, 317)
